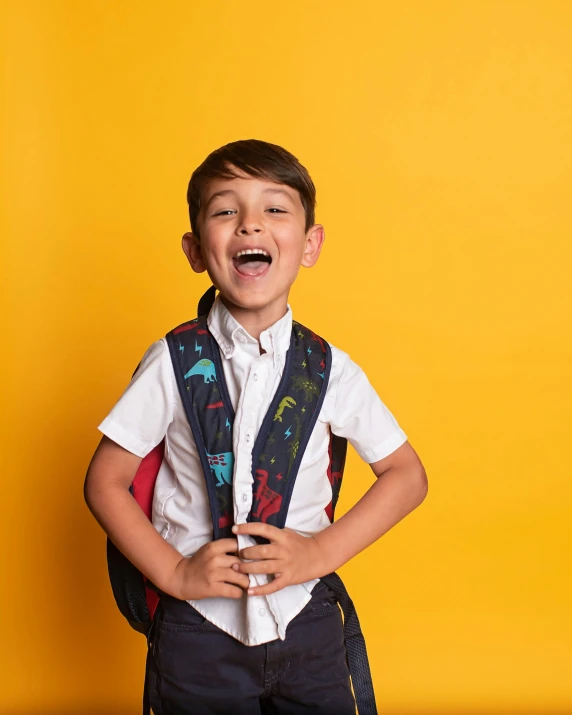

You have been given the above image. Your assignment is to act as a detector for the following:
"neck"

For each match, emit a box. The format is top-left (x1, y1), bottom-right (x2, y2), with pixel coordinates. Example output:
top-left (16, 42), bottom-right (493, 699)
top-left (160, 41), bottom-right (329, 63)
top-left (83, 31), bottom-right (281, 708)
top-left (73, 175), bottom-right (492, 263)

top-left (219, 295), bottom-right (288, 341)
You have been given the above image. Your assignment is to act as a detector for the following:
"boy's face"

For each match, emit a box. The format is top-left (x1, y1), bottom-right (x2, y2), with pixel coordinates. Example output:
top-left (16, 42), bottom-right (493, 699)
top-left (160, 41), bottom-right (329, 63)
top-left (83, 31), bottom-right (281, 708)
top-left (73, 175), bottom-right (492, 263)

top-left (182, 171), bottom-right (324, 322)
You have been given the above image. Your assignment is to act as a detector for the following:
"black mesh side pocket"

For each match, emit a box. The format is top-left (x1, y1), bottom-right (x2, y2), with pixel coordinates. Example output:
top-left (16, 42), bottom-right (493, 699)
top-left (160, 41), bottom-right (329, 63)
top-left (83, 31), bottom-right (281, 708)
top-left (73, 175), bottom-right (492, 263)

top-left (107, 538), bottom-right (150, 635)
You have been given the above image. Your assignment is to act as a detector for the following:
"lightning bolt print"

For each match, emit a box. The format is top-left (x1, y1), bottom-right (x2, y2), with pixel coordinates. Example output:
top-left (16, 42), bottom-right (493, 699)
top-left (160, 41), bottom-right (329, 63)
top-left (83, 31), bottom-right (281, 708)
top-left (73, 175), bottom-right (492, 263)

top-left (179, 343), bottom-right (184, 353)
top-left (284, 426), bottom-right (292, 439)
top-left (194, 341), bottom-right (202, 359)
top-left (225, 418), bottom-right (231, 430)
top-left (307, 347), bottom-right (312, 355)
top-left (270, 456), bottom-right (276, 465)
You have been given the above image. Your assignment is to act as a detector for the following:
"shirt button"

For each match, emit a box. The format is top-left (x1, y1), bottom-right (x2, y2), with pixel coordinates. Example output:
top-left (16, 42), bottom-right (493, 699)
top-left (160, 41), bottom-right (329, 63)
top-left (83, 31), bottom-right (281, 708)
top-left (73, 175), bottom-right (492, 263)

top-left (258, 608), bottom-right (266, 617)
top-left (242, 493), bottom-right (248, 503)
top-left (245, 433), bottom-right (252, 443)
top-left (253, 373), bottom-right (259, 382)
top-left (224, 345), bottom-right (232, 355)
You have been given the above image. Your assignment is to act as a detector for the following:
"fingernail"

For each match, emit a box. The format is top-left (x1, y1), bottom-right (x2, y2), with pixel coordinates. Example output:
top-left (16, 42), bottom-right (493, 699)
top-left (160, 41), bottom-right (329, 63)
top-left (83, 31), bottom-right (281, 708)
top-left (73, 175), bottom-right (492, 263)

top-left (232, 563), bottom-right (239, 571)
top-left (232, 525), bottom-right (238, 533)
top-left (247, 589), bottom-right (255, 595)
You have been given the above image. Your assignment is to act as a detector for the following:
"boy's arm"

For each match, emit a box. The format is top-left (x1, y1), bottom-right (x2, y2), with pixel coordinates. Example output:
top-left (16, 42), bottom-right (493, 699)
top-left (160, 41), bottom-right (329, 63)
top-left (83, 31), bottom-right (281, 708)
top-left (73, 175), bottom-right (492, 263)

top-left (313, 440), bottom-right (427, 573)
top-left (232, 440), bottom-right (427, 595)
top-left (85, 435), bottom-right (249, 600)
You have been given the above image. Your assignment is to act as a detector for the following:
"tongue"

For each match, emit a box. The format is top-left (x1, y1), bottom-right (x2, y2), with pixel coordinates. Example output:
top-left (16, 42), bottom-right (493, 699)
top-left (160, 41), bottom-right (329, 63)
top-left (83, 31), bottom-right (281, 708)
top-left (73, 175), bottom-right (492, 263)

top-left (235, 259), bottom-right (269, 276)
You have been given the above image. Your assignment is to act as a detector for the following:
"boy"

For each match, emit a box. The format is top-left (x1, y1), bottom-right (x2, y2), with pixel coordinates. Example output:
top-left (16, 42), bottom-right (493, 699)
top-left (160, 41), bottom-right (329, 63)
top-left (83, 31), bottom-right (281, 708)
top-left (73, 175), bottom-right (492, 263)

top-left (85, 139), bottom-right (428, 715)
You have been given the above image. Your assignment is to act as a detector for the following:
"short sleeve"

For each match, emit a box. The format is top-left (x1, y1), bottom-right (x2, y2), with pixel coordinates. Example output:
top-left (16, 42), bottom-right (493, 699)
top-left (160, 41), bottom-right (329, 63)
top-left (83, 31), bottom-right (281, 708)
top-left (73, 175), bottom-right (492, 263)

top-left (329, 352), bottom-right (408, 464)
top-left (98, 339), bottom-right (174, 458)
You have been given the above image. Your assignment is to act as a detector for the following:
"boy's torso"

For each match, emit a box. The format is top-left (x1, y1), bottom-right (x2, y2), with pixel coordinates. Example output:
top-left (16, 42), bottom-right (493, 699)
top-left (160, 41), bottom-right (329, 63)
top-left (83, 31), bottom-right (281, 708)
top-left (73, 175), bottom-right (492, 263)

top-left (153, 298), bottom-right (337, 645)
top-left (99, 296), bottom-right (408, 645)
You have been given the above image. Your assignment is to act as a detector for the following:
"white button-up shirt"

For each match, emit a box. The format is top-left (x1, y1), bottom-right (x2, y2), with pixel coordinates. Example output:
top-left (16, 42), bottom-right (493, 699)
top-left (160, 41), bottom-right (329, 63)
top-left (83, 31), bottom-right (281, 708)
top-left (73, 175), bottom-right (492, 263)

top-left (99, 297), bottom-right (407, 645)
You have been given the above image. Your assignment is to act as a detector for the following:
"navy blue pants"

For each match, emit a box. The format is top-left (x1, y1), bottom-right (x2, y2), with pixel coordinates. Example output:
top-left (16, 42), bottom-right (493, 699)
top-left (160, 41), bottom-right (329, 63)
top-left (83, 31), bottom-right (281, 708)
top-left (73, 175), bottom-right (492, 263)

top-left (147, 581), bottom-right (356, 714)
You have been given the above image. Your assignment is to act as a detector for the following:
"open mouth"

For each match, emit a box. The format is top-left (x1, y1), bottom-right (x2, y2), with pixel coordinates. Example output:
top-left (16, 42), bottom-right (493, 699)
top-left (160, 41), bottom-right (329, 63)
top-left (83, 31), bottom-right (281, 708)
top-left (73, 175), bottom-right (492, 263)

top-left (232, 248), bottom-right (272, 277)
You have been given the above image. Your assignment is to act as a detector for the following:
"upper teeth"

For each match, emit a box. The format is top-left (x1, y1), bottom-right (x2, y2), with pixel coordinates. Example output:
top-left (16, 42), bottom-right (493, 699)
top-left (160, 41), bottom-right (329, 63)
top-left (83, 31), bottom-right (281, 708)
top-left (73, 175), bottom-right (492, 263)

top-left (234, 249), bottom-right (270, 258)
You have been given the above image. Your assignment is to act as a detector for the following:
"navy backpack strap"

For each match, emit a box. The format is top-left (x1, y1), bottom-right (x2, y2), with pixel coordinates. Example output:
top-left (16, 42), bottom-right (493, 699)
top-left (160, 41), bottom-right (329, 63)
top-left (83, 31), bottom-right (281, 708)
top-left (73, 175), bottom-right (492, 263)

top-left (249, 321), bottom-right (331, 528)
top-left (166, 315), bottom-right (236, 539)
top-left (322, 573), bottom-right (378, 715)
top-left (198, 284), bottom-right (217, 317)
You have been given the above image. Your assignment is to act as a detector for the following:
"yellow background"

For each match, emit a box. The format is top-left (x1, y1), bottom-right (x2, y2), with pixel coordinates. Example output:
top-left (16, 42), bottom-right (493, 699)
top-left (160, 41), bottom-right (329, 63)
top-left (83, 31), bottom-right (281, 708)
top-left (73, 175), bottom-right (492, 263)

top-left (1, 1), bottom-right (571, 713)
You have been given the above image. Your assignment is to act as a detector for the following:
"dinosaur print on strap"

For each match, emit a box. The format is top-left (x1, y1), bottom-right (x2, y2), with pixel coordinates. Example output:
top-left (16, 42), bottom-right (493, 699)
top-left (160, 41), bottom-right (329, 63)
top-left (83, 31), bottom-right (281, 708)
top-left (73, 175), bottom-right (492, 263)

top-left (248, 321), bottom-right (333, 529)
top-left (167, 317), bottom-right (236, 538)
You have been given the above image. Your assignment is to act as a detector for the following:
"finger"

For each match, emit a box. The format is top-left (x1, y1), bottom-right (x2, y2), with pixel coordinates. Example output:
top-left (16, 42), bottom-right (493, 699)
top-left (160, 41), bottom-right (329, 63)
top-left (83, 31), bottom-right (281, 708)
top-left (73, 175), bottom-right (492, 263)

top-left (210, 538), bottom-right (239, 554)
top-left (216, 583), bottom-right (246, 599)
top-left (218, 568), bottom-right (250, 589)
top-left (232, 522), bottom-right (284, 542)
top-left (235, 560), bottom-right (282, 575)
top-left (247, 575), bottom-right (287, 597)
top-left (215, 554), bottom-right (243, 569)
top-left (239, 544), bottom-right (280, 561)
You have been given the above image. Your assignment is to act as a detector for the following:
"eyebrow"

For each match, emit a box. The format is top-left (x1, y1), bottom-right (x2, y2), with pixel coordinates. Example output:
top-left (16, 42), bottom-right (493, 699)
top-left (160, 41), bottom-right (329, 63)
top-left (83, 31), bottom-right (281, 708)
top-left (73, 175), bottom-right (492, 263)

top-left (204, 187), bottom-right (295, 208)
top-left (262, 187), bottom-right (295, 201)
top-left (204, 189), bottom-right (235, 208)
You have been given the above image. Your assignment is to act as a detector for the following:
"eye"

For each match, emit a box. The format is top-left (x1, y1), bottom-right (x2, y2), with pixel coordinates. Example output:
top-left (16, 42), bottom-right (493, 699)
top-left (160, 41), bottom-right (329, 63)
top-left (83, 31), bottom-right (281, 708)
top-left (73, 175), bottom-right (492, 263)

top-left (213, 209), bottom-right (236, 217)
top-left (266, 208), bottom-right (287, 214)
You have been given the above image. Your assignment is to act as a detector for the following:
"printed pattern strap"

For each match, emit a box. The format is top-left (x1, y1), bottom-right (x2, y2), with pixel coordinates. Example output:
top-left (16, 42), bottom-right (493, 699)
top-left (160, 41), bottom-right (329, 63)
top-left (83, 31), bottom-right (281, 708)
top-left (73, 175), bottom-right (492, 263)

top-left (249, 322), bottom-right (332, 528)
top-left (166, 317), bottom-right (235, 539)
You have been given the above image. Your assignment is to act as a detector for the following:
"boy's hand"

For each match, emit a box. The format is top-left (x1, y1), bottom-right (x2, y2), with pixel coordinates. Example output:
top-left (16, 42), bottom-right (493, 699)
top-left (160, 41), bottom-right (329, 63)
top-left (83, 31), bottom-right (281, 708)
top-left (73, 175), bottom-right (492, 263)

top-left (231, 443), bottom-right (428, 598)
top-left (231, 523), bottom-right (328, 596)
top-left (169, 538), bottom-right (251, 601)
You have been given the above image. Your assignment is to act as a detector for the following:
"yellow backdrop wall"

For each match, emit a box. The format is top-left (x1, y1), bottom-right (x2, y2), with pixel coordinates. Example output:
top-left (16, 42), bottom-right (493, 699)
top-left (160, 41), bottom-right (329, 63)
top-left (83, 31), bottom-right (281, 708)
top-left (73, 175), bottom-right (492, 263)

top-left (1, 1), bottom-right (571, 713)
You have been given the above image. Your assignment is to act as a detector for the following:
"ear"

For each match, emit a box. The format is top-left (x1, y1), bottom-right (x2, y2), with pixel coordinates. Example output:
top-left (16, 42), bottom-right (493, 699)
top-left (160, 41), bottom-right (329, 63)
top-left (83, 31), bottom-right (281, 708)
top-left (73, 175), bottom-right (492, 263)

top-left (182, 232), bottom-right (207, 273)
top-left (301, 224), bottom-right (325, 268)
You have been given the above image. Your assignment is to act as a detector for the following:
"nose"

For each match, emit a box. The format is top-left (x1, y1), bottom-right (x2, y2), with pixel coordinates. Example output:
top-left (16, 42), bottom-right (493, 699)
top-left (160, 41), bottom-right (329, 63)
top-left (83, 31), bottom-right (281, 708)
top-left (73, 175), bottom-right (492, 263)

top-left (236, 211), bottom-right (263, 235)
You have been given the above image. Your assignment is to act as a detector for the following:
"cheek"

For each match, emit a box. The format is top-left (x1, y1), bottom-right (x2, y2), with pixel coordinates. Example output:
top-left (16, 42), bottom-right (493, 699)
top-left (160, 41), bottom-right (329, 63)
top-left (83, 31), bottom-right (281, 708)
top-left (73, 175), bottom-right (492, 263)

top-left (275, 230), bottom-right (307, 264)
top-left (200, 232), bottom-right (230, 264)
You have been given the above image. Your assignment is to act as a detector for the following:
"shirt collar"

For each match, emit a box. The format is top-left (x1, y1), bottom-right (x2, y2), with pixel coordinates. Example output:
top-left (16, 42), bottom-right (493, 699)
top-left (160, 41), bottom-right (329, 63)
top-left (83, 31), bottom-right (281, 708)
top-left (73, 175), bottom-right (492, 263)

top-left (207, 295), bottom-right (293, 365)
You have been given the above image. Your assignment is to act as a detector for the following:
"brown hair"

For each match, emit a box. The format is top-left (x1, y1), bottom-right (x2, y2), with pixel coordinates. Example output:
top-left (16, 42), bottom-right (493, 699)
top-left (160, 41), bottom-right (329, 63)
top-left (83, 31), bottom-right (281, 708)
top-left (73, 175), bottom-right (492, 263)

top-left (187, 139), bottom-right (316, 238)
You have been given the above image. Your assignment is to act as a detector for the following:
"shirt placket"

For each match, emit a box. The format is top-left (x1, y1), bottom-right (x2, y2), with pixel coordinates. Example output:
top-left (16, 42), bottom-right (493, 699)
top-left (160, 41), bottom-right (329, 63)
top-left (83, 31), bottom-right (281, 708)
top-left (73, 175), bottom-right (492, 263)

top-left (232, 352), bottom-right (281, 641)
top-left (233, 354), bottom-right (267, 533)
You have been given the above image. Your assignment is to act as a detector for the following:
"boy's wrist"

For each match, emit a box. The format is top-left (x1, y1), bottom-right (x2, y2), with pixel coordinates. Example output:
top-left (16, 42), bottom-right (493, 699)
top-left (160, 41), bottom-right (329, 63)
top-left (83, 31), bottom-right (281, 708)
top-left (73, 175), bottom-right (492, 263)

top-left (311, 531), bottom-right (341, 577)
top-left (160, 555), bottom-right (190, 600)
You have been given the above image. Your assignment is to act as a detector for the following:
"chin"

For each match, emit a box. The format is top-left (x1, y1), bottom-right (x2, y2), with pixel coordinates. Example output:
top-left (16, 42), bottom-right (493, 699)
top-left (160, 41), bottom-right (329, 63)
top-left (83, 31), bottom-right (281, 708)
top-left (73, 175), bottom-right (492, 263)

top-left (223, 288), bottom-right (286, 313)
top-left (237, 294), bottom-right (279, 311)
